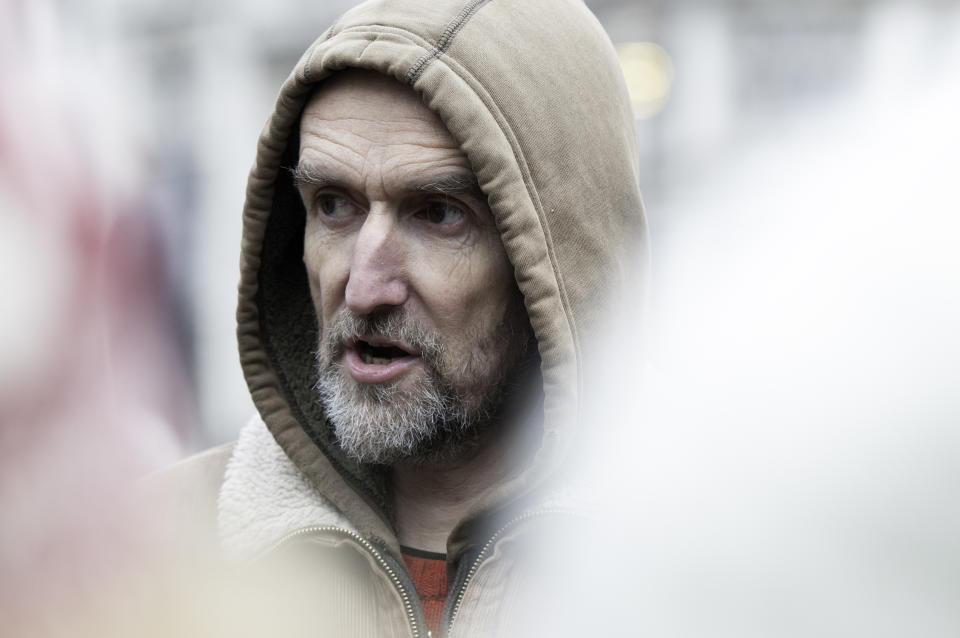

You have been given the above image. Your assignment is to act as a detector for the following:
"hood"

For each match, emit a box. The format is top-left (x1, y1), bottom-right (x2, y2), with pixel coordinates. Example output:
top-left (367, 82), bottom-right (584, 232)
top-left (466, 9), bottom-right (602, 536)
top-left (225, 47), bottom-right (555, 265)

top-left (237, 0), bottom-right (648, 559)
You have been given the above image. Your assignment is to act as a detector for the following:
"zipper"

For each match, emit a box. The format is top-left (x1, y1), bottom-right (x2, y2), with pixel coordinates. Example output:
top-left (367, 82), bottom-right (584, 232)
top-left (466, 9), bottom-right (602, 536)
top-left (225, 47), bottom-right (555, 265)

top-left (268, 525), bottom-right (424, 638)
top-left (445, 507), bottom-right (579, 636)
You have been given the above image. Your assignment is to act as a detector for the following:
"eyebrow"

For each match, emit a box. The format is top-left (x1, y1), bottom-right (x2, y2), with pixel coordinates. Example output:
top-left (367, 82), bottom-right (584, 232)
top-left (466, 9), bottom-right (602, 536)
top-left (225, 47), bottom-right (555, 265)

top-left (289, 163), bottom-right (341, 190)
top-left (409, 173), bottom-right (486, 201)
top-left (289, 163), bottom-right (486, 202)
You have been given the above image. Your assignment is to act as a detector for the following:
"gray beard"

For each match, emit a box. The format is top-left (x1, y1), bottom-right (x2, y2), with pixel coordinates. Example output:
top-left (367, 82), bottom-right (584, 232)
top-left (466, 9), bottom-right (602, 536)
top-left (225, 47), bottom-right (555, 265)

top-left (314, 308), bottom-right (526, 465)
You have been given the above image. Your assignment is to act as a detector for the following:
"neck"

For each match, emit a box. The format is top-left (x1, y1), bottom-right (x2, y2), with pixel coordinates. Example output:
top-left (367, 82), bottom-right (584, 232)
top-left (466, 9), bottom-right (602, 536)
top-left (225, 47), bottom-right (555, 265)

top-left (391, 371), bottom-right (542, 554)
top-left (390, 429), bottom-right (505, 553)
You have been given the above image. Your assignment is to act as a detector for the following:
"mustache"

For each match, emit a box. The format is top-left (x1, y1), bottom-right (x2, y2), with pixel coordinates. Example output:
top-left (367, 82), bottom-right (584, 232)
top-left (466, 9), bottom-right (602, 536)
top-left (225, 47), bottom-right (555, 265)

top-left (320, 308), bottom-right (445, 368)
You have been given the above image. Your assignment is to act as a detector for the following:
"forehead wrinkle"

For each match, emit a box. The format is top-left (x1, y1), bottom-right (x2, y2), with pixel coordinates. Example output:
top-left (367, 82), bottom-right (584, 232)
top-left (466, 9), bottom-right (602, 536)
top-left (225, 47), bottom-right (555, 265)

top-left (303, 97), bottom-right (457, 143)
top-left (301, 127), bottom-right (374, 162)
top-left (301, 91), bottom-right (471, 202)
top-left (303, 112), bottom-right (446, 143)
top-left (381, 153), bottom-right (470, 177)
top-left (374, 157), bottom-right (472, 200)
top-left (366, 145), bottom-right (386, 202)
top-left (302, 133), bottom-right (466, 189)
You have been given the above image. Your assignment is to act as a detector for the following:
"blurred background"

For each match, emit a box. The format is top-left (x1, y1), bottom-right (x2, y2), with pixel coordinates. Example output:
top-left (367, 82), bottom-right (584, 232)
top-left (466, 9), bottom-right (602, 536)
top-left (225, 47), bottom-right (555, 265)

top-left (2, 0), bottom-right (959, 635)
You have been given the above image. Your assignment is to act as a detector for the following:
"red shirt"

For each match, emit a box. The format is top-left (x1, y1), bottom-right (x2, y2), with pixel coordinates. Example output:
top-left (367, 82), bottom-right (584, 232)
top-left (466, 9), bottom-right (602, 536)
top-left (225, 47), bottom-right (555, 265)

top-left (401, 547), bottom-right (449, 636)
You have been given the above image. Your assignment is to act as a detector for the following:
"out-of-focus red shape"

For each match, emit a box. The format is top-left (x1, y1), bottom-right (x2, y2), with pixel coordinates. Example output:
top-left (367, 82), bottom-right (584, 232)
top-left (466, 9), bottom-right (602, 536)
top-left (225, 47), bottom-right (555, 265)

top-left (0, 3), bottom-right (192, 635)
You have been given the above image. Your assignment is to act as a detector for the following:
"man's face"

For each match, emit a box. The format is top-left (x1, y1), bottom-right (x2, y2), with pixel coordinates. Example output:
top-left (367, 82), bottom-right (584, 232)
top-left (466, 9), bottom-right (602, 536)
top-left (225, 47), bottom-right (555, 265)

top-left (296, 70), bottom-right (529, 464)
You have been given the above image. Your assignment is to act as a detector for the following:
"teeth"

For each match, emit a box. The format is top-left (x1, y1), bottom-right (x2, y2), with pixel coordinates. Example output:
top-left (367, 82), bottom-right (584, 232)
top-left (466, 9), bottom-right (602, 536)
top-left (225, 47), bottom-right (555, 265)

top-left (359, 351), bottom-right (394, 365)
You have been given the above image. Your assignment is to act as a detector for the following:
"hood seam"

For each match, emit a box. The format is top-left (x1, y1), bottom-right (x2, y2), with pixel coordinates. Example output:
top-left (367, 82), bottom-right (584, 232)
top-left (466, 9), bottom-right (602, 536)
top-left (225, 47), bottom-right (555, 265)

top-left (405, 0), bottom-right (491, 84)
top-left (304, 25), bottom-right (435, 84)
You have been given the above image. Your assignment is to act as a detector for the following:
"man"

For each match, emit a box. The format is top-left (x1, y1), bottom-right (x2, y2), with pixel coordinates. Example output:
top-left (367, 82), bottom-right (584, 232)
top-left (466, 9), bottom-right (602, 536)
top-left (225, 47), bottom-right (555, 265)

top-left (159, 0), bottom-right (647, 635)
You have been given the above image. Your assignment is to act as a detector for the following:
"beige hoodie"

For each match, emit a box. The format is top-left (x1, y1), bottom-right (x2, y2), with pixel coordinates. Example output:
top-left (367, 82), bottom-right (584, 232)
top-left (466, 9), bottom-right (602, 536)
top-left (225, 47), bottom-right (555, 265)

top-left (163, 0), bottom-right (647, 635)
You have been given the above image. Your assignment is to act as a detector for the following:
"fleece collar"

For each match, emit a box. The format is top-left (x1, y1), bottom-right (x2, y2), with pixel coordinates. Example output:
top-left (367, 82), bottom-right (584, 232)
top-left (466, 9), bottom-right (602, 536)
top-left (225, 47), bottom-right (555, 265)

top-left (216, 416), bottom-right (596, 564)
top-left (217, 415), bottom-right (355, 562)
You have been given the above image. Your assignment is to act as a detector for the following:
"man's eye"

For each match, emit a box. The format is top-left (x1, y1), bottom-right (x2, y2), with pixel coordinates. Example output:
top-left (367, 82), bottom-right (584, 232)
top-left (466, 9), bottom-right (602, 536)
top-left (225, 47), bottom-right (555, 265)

top-left (420, 202), bottom-right (465, 225)
top-left (317, 194), bottom-right (357, 218)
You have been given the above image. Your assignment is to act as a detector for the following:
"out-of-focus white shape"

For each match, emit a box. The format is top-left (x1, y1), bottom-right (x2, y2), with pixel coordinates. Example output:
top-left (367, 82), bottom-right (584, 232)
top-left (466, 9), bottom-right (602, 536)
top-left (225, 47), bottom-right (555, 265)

top-left (190, 25), bottom-right (261, 444)
top-left (660, 5), bottom-right (734, 157)
top-left (533, 5), bottom-right (960, 637)
top-left (617, 42), bottom-right (675, 119)
top-left (0, 183), bottom-right (70, 400)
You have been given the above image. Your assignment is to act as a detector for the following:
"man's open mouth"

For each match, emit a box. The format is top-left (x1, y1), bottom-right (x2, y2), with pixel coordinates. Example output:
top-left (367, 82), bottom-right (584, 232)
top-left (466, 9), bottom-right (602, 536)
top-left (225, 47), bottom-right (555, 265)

top-left (353, 339), bottom-right (415, 365)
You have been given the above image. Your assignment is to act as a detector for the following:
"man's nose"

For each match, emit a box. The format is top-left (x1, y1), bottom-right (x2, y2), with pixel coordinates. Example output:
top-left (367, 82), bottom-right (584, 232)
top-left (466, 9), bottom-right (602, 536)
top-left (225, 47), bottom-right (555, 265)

top-left (344, 210), bottom-right (409, 315)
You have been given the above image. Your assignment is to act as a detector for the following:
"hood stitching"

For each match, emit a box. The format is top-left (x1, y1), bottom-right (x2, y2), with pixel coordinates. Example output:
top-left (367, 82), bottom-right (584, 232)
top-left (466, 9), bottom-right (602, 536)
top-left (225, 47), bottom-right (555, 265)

top-left (405, 0), bottom-right (491, 84)
top-left (303, 25), bottom-right (435, 85)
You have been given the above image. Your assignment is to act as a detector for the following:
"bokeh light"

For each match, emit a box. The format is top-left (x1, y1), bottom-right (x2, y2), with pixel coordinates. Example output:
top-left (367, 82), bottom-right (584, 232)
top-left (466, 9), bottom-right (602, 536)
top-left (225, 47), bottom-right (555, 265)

top-left (616, 41), bottom-right (675, 119)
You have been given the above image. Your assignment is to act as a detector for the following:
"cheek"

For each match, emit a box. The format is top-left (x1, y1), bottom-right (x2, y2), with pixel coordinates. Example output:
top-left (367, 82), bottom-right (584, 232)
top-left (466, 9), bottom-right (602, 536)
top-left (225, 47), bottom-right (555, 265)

top-left (416, 239), bottom-right (516, 336)
top-left (303, 231), bottom-right (351, 321)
